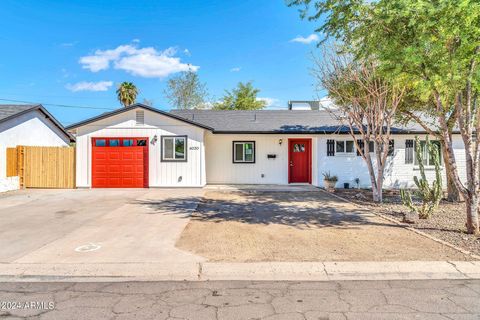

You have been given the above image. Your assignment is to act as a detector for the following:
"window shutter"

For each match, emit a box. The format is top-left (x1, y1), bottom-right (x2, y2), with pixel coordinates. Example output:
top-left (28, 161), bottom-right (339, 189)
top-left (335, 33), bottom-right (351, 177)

top-left (405, 139), bottom-right (414, 164)
top-left (356, 139), bottom-right (364, 156)
top-left (327, 139), bottom-right (335, 156)
top-left (388, 139), bottom-right (395, 156)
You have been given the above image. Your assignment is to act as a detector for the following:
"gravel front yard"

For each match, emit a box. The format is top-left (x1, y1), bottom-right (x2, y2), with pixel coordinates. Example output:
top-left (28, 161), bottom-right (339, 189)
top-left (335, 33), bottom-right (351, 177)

top-left (334, 189), bottom-right (480, 257)
top-left (176, 190), bottom-right (472, 262)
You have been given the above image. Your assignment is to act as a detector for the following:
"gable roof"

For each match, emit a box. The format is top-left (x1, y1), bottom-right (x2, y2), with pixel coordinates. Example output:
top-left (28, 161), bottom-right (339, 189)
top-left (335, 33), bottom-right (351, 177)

top-left (0, 104), bottom-right (39, 122)
top-left (65, 104), bottom-right (214, 131)
top-left (171, 109), bottom-right (428, 134)
top-left (0, 104), bottom-right (74, 141)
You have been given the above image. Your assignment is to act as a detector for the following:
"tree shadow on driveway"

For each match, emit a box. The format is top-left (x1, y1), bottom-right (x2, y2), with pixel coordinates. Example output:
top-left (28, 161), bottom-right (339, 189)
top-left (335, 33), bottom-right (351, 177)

top-left (136, 190), bottom-right (402, 230)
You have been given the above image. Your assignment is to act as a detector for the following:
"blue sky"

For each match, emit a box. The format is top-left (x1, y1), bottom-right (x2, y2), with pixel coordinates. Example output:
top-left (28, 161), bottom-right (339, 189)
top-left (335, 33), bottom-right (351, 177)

top-left (0, 0), bottom-right (323, 126)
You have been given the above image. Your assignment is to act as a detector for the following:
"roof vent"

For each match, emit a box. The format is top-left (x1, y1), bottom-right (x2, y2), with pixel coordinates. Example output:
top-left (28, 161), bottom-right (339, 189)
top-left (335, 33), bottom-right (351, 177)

top-left (135, 110), bottom-right (144, 126)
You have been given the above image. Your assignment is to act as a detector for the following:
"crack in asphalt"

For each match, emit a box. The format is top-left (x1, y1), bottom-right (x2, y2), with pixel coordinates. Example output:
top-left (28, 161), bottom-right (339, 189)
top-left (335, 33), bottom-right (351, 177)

top-left (1, 280), bottom-right (480, 319)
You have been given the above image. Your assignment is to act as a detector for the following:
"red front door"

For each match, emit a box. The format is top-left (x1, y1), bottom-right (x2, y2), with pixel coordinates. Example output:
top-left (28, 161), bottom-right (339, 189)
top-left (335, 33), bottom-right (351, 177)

top-left (92, 137), bottom-right (149, 188)
top-left (288, 139), bottom-right (312, 183)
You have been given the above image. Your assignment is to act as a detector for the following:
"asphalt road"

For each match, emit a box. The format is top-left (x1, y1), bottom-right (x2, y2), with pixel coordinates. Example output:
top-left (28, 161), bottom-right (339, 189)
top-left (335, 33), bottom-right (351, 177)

top-left (1, 280), bottom-right (480, 319)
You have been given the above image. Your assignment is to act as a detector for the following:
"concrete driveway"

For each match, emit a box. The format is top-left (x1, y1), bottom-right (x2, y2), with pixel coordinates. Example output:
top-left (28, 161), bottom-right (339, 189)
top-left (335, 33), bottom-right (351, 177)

top-left (0, 188), bottom-right (205, 264)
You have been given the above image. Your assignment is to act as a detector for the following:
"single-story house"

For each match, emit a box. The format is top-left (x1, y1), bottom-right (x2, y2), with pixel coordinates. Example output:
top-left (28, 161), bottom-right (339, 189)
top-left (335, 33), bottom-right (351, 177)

top-left (66, 103), bottom-right (467, 189)
top-left (0, 104), bottom-right (74, 192)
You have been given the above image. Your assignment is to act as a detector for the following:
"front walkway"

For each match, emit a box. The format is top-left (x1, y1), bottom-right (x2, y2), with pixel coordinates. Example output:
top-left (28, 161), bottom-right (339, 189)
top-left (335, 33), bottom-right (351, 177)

top-left (204, 184), bottom-right (319, 192)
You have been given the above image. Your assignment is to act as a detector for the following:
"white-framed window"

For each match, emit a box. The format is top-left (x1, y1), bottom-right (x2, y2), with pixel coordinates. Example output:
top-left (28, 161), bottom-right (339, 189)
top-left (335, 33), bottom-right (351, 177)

top-left (162, 136), bottom-right (187, 162)
top-left (233, 141), bottom-right (255, 163)
top-left (335, 140), bottom-right (355, 154)
top-left (414, 140), bottom-right (442, 166)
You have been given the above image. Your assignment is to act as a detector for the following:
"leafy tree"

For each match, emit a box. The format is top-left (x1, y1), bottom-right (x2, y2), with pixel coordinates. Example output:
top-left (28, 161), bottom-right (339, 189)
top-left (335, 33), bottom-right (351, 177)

top-left (382, 94), bottom-right (457, 212)
top-left (396, 93), bottom-right (461, 202)
top-left (289, 0), bottom-right (480, 234)
top-left (213, 82), bottom-right (266, 110)
top-left (164, 70), bottom-right (208, 109)
top-left (116, 82), bottom-right (138, 107)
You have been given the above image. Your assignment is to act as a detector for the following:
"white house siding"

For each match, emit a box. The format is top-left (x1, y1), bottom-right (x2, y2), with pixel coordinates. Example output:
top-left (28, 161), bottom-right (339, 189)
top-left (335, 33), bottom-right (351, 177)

top-left (205, 132), bottom-right (467, 189)
top-left (205, 133), bottom-right (319, 186)
top-left (74, 109), bottom-right (206, 188)
top-left (316, 134), bottom-right (467, 189)
top-left (0, 110), bottom-right (70, 192)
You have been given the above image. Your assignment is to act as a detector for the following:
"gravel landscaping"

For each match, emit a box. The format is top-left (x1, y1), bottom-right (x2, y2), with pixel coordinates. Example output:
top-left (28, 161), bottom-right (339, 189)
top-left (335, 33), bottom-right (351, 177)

top-left (176, 190), bottom-right (472, 261)
top-left (334, 188), bottom-right (480, 257)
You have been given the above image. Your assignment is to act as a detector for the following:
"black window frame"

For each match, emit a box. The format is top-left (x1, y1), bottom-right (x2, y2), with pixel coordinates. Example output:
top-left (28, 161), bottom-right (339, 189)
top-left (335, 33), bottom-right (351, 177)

top-left (161, 135), bottom-right (188, 162)
top-left (232, 141), bottom-right (256, 164)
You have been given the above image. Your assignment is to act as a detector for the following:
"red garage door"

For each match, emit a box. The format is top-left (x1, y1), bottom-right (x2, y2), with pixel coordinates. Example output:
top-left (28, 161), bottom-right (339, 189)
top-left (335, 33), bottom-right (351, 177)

top-left (92, 137), bottom-right (148, 188)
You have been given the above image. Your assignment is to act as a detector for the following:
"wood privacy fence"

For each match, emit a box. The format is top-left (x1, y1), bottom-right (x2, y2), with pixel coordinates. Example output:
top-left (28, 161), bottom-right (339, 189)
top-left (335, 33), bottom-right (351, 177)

top-left (6, 146), bottom-right (75, 189)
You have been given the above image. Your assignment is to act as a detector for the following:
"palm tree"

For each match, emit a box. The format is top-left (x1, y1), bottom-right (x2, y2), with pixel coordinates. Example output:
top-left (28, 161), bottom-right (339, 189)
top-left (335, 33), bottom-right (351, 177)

top-left (116, 82), bottom-right (138, 107)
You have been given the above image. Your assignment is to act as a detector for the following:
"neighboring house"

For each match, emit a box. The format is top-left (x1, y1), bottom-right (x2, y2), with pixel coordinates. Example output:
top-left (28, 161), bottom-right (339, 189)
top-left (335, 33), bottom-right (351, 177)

top-left (66, 103), bottom-right (467, 189)
top-left (0, 105), bottom-right (73, 192)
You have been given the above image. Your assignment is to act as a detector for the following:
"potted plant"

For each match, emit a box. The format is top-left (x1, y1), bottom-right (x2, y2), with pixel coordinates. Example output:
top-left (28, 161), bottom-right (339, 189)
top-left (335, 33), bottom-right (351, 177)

top-left (322, 171), bottom-right (338, 190)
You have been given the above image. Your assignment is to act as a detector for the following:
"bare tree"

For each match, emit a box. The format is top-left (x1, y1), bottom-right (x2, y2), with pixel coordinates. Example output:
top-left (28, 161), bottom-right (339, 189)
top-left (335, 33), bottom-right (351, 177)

top-left (164, 70), bottom-right (209, 109)
top-left (142, 98), bottom-right (154, 107)
top-left (313, 49), bottom-right (405, 202)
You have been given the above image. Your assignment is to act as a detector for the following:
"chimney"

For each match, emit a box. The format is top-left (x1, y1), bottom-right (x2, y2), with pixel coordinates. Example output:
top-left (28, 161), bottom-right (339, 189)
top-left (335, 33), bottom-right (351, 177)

top-left (287, 100), bottom-right (320, 110)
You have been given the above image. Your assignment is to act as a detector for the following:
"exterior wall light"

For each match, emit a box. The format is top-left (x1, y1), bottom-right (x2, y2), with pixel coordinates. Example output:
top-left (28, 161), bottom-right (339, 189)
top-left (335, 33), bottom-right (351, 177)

top-left (279, 139), bottom-right (283, 145)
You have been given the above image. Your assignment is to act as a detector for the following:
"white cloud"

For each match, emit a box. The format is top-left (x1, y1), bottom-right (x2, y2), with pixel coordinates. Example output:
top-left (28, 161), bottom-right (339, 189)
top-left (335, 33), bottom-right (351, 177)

top-left (79, 45), bottom-right (198, 78)
top-left (257, 97), bottom-right (279, 107)
top-left (290, 34), bottom-right (319, 44)
top-left (230, 67), bottom-right (241, 72)
top-left (65, 81), bottom-right (113, 92)
top-left (183, 49), bottom-right (191, 56)
top-left (132, 38), bottom-right (140, 43)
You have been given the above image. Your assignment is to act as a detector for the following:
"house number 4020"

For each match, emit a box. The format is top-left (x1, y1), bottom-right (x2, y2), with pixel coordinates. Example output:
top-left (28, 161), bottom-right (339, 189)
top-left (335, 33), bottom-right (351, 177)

top-left (189, 146), bottom-right (199, 150)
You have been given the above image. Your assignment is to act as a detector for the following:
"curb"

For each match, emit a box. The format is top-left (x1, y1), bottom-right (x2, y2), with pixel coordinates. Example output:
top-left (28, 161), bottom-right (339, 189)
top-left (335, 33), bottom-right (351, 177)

top-left (200, 261), bottom-right (480, 281)
top-left (1, 261), bottom-right (479, 282)
top-left (320, 189), bottom-right (480, 261)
